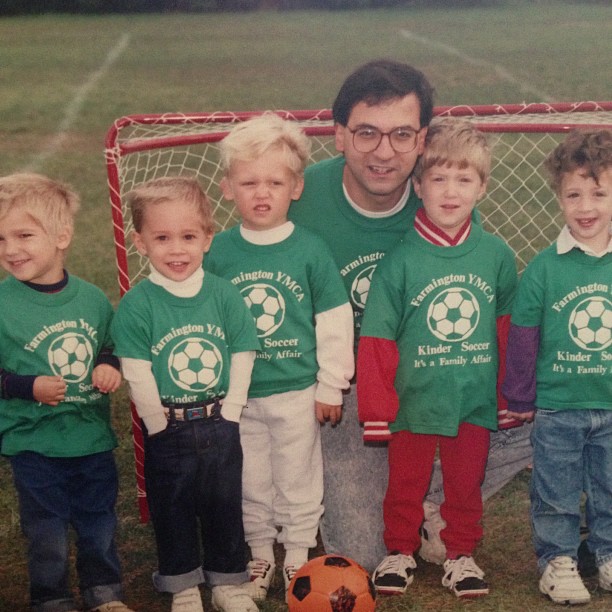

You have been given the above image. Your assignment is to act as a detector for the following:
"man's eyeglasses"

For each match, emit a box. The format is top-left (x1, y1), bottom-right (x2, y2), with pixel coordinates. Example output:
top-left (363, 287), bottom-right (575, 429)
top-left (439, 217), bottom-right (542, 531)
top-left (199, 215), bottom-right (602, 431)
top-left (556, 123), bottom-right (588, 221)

top-left (348, 126), bottom-right (422, 154)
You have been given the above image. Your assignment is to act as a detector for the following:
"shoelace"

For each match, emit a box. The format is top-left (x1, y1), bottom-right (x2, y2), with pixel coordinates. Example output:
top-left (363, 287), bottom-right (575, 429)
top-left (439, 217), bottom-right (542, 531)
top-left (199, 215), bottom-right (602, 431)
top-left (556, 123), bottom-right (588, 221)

top-left (549, 557), bottom-right (580, 577)
top-left (284, 564), bottom-right (298, 582)
top-left (377, 554), bottom-right (414, 576)
top-left (249, 559), bottom-right (272, 580)
top-left (443, 556), bottom-right (484, 585)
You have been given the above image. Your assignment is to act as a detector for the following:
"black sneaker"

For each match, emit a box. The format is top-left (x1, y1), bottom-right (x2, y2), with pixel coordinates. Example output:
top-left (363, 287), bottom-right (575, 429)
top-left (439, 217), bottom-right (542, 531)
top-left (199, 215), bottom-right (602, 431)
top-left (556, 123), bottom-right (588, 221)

top-left (442, 556), bottom-right (489, 598)
top-left (372, 552), bottom-right (416, 595)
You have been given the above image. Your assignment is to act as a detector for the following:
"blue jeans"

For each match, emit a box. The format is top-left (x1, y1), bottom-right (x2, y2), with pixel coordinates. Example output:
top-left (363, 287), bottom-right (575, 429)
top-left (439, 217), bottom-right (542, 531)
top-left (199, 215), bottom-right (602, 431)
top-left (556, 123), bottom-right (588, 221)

top-left (10, 451), bottom-right (123, 612)
top-left (144, 415), bottom-right (248, 593)
top-left (531, 408), bottom-right (612, 571)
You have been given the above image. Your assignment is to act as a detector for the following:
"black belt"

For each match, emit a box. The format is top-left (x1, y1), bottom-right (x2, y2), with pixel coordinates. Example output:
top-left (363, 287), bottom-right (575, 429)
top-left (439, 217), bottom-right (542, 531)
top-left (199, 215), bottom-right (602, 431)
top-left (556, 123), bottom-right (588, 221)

top-left (162, 397), bottom-right (221, 423)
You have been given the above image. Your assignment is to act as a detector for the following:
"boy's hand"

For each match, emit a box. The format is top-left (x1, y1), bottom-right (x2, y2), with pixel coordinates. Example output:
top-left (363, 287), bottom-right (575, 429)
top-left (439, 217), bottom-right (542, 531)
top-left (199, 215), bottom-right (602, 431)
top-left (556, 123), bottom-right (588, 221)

top-left (315, 401), bottom-right (342, 426)
top-left (507, 410), bottom-right (534, 423)
top-left (33, 375), bottom-right (66, 406)
top-left (92, 364), bottom-right (122, 394)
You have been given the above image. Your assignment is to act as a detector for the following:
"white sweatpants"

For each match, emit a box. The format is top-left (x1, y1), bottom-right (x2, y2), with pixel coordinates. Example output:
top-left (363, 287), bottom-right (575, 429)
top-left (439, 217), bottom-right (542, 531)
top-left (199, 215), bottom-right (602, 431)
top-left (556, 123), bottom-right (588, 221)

top-left (240, 384), bottom-right (323, 552)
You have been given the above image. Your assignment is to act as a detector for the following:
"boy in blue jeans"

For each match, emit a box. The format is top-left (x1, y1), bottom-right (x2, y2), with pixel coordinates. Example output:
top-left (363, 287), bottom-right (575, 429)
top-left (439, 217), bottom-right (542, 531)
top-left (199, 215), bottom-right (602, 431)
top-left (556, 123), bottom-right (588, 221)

top-left (0, 173), bottom-right (132, 612)
top-left (112, 176), bottom-right (260, 612)
top-left (503, 129), bottom-right (612, 605)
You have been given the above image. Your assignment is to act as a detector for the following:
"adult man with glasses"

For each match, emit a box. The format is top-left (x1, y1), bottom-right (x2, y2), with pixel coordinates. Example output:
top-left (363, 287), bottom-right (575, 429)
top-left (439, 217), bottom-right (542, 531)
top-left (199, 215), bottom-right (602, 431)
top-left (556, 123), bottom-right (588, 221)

top-left (287, 59), bottom-right (533, 575)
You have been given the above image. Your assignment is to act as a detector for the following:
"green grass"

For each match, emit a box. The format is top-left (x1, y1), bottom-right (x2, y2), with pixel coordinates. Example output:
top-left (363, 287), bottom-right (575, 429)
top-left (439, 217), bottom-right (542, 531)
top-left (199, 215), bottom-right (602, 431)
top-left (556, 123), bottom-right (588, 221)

top-left (1, 2), bottom-right (612, 610)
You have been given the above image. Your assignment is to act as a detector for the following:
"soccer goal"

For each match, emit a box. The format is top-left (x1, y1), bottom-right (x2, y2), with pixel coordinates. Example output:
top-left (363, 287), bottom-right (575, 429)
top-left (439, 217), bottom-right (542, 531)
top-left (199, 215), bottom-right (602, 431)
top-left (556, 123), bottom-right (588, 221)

top-left (105, 101), bottom-right (612, 521)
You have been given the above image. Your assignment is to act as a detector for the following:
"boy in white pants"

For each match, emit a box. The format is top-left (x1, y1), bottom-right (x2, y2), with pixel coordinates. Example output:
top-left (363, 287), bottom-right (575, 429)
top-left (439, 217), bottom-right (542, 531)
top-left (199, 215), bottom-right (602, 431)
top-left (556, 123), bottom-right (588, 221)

top-left (206, 113), bottom-right (354, 601)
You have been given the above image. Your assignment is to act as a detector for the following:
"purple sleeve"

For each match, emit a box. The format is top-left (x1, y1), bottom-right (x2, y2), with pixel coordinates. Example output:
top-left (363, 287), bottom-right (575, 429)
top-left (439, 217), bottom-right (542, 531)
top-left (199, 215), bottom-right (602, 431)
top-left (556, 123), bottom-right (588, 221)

top-left (0, 369), bottom-right (36, 401)
top-left (501, 324), bottom-right (540, 414)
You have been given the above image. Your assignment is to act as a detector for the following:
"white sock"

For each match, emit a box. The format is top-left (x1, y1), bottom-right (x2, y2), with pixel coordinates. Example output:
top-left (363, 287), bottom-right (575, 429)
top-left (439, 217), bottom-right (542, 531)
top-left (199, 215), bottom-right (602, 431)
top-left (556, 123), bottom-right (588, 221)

top-left (250, 544), bottom-right (275, 565)
top-left (284, 548), bottom-right (308, 568)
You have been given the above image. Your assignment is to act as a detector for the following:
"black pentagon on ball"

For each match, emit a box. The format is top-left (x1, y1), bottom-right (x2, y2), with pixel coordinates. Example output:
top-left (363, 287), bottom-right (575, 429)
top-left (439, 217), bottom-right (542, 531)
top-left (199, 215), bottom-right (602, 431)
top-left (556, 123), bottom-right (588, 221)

top-left (292, 575), bottom-right (312, 601)
top-left (324, 555), bottom-right (352, 568)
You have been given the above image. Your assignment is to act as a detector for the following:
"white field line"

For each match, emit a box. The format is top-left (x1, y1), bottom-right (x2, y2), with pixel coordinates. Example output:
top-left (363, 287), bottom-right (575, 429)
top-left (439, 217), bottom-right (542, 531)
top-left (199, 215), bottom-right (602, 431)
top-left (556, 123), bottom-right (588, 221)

top-left (400, 29), bottom-right (555, 103)
top-left (25, 32), bottom-right (131, 172)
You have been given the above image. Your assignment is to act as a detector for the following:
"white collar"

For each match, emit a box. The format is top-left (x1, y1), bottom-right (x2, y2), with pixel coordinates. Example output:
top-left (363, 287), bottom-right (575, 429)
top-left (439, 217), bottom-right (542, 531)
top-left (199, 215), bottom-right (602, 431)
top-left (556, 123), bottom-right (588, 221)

top-left (556, 224), bottom-right (612, 258)
top-left (343, 179), bottom-right (411, 218)
top-left (148, 265), bottom-right (204, 298)
top-left (239, 221), bottom-right (294, 245)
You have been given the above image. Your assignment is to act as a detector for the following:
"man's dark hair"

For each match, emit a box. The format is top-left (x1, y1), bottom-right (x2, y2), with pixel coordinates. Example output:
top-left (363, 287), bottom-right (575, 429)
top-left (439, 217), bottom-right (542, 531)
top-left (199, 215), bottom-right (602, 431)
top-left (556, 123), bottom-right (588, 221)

top-left (332, 59), bottom-right (435, 129)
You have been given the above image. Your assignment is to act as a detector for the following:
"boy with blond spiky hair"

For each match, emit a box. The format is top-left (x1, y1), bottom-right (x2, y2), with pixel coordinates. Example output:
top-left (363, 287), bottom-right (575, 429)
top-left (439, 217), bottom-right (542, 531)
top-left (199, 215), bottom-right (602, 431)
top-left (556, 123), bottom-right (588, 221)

top-left (0, 173), bottom-right (132, 612)
top-left (206, 113), bottom-right (354, 602)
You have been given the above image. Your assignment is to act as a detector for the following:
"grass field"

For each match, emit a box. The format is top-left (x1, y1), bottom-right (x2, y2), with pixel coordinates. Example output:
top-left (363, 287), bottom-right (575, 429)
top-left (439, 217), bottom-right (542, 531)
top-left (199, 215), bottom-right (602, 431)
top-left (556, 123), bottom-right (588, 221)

top-left (0, 1), bottom-right (611, 610)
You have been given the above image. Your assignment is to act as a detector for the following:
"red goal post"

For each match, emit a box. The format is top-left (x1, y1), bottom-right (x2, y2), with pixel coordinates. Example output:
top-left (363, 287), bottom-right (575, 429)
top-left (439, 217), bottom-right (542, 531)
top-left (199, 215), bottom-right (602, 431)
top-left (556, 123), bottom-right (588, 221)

top-left (105, 101), bottom-right (612, 521)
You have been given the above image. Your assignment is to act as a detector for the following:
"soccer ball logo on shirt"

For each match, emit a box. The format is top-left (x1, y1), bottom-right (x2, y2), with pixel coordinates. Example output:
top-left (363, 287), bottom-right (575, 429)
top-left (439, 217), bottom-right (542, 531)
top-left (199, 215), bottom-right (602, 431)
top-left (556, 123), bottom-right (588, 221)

top-left (48, 332), bottom-right (94, 383)
top-left (241, 283), bottom-right (286, 337)
top-left (169, 337), bottom-right (223, 391)
top-left (568, 296), bottom-right (612, 351)
top-left (350, 265), bottom-right (376, 311)
top-left (427, 287), bottom-right (481, 342)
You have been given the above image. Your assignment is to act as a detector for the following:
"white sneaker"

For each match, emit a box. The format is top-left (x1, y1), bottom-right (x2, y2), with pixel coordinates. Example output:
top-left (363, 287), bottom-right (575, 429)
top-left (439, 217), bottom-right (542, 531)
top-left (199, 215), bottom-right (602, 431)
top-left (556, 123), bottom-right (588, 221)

top-left (418, 501), bottom-right (446, 565)
top-left (245, 558), bottom-right (274, 600)
top-left (539, 556), bottom-right (591, 604)
top-left (442, 556), bottom-right (489, 598)
top-left (172, 586), bottom-right (204, 612)
top-left (372, 553), bottom-right (416, 595)
top-left (211, 584), bottom-right (258, 612)
top-left (283, 563), bottom-right (301, 602)
top-left (599, 558), bottom-right (612, 592)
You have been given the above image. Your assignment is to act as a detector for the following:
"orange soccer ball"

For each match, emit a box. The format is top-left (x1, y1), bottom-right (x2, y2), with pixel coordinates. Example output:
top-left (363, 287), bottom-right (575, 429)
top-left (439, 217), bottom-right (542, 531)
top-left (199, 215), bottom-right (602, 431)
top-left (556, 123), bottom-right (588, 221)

top-left (287, 554), bottom-right (377, 612)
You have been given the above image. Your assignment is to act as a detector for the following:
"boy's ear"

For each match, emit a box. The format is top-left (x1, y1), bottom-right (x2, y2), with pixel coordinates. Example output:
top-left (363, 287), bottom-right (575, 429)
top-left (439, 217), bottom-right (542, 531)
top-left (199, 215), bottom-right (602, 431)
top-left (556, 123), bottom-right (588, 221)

top-left (56, 226), bottom-right (73, 251)
top-left (131, 230), bottom-right (147, 256)
top-left (202, 230), bottom-right (214, 254)
top-left (291, 176), bottom-right (305, 201)
top-left (220, 176), bottom-right (234, 201)
top-left (412, 176), bottom-right (422, 199)
top-left (477, 179), bottom-right (488, 200)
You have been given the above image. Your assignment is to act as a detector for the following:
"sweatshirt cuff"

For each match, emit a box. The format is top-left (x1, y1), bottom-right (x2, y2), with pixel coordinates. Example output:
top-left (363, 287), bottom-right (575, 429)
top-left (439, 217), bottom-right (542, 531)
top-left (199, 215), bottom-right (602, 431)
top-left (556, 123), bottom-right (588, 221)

top-left (142, 412), bottom-right (169, 436)
top-left (363, 421), bottom-right (392, 443)
top-left (507, 400), bottom-right (536, 414)
top-left (315, 381), bottom-right (343, 406)
top-left (221, 401), bottom-right (244, 423)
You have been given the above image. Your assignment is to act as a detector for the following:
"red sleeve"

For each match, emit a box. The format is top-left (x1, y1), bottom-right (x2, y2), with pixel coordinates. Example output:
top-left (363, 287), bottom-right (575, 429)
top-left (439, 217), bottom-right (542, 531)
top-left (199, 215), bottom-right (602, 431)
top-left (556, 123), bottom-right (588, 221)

top-left (496, 314), bottom-right (522, 429)
top-left (356, 336), bottom-right (400, 424)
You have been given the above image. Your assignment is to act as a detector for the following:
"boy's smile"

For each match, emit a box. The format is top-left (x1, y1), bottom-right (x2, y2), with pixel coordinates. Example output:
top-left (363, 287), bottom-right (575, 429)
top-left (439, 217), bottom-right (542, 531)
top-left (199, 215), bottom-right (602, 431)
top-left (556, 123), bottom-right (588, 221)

top-left (132, 199), bottom-right (213, 282)
top-left (413, 163), bottom-right (486, 239)
top-left (558, 168), bottom-right (612, 253)
top-left (0, 208), bottom-right (69, 285)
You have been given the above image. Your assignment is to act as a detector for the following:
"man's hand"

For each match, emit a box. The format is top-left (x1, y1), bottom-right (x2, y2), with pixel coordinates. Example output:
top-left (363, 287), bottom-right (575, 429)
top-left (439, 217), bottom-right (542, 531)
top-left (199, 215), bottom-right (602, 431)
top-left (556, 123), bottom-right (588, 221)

top-left (33, 375), bottom-right (66, 406)
top-left (315, 401), bottom-right (342, 425)
top-left (92, 364), bottom-right (122, 394)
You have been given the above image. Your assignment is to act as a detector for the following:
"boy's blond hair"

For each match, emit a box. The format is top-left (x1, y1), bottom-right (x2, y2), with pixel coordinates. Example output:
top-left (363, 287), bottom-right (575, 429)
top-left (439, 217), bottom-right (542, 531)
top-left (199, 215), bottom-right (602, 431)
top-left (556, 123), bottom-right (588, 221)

top-left (219, 113), bottom-right (311, 177)
top-left (0, 172), bottom-right (80, 237)
top-left (413, 117), bottom-right (491, 184)
top-left (127, 176), bottom-right (215, 234)
top-left (544, 129), bottom-right (612, 194)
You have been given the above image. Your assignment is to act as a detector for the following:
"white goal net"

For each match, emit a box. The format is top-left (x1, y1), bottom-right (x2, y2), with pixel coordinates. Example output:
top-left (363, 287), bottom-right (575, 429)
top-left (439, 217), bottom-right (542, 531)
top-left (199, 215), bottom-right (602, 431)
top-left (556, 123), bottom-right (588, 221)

top-left (105, 101), bottom-right (612, 519)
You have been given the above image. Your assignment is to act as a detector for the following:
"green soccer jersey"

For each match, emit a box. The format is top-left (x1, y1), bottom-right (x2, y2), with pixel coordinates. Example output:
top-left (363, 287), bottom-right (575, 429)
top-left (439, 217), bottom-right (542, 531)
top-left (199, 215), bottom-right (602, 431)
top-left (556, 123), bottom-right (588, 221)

top-left (205, 225), bottom-right (349, 398)
top-left (288, 156), bottom-right (422, 349)
top-left (0, 275), bottom-right (118, 457)
top-left (361, 225), bottom-right (517, 436)
top-left (111, 272), bottom-right (260, 404)
top-left (511, 245), bottom-right (612, 411)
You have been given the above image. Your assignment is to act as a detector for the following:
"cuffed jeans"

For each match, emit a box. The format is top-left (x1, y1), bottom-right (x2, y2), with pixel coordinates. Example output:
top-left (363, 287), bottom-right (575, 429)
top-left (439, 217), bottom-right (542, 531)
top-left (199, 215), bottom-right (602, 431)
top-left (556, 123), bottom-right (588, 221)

top-left (10, 451), bottom-right (123, 612)
top-left (144, 414), bottom-right (248, 593)
top-left (531, 408), bottom-right (612, 571)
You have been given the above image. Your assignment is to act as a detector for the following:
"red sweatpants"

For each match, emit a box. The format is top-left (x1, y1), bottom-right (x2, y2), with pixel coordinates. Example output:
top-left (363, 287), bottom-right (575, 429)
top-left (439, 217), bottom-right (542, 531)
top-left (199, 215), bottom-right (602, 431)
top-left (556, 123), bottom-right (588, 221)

top-left (383, 422), bottom-right (490, 558)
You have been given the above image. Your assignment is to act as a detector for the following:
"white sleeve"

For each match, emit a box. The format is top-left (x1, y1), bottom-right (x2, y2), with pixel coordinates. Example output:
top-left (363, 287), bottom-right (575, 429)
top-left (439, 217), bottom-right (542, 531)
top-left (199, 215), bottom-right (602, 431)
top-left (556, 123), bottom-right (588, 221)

top-left (221, 350), bottom-right (256, 423)
top-left (314, 303), bottom-right (355, 405)
top-left (120, 357), bottom-right (168, 435)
